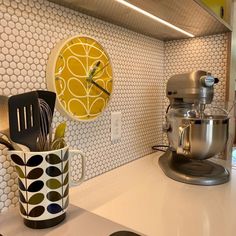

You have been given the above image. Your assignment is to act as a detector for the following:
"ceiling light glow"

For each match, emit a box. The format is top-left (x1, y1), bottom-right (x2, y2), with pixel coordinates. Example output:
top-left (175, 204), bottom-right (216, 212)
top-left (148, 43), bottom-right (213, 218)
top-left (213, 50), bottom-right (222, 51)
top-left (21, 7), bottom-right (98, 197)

top-left (116, 0), bottom-right (195, 38)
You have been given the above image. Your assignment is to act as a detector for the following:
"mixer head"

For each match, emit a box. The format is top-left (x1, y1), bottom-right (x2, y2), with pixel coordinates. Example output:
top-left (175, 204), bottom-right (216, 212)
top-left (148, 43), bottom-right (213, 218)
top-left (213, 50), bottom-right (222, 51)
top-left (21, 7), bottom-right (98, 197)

top-left (166, 70), bottom-right (219, 109)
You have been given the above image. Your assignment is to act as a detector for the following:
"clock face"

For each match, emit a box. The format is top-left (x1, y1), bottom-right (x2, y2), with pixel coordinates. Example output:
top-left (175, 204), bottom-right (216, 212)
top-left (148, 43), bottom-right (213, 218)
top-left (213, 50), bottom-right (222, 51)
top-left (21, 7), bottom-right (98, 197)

top-left (46, 36), bottom-right (113, 121)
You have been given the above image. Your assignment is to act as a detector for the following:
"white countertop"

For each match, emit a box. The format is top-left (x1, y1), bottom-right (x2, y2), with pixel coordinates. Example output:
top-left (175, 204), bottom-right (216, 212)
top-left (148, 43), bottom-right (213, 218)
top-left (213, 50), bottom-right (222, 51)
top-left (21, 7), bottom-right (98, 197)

top-left (70, 152), bottom-right (236, 236)
top-left (0, 205), bottom-right (138, 236)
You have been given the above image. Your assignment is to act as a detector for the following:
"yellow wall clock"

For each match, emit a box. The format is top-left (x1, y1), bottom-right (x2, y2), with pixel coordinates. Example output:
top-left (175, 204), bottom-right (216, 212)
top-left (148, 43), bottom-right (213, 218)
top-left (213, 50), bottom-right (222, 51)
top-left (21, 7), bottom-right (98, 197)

top-left (46, 35), bottom-right (113, 121)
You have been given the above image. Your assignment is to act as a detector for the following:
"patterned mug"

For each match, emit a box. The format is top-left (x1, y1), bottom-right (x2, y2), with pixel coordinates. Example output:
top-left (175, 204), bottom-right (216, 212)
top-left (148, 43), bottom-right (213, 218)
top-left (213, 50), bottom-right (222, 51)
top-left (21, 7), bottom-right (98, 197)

top-left (8, 146), bottom-right (86, 229)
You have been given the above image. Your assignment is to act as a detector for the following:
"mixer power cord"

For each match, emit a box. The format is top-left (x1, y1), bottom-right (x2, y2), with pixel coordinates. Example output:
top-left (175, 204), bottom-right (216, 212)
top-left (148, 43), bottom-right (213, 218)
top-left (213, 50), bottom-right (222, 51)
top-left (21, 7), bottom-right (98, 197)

top-left (151, 104), bottom-right (170, 152)
top-left (152, 145), bottom-right (169, 152)
top-left (165, 104), bottom-right (171, 114)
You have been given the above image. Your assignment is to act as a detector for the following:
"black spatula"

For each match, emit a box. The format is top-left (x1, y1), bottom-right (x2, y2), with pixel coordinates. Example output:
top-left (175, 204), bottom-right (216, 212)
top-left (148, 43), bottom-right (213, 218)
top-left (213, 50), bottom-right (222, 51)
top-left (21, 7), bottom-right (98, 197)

top-left (8, 91), bottom-right (41, 151)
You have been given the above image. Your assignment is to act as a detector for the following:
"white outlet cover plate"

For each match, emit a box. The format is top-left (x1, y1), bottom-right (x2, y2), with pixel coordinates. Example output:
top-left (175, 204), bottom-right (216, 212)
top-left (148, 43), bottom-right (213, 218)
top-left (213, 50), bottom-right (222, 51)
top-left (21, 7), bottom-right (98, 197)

top-left (111, 111), bottom-right (122, 142)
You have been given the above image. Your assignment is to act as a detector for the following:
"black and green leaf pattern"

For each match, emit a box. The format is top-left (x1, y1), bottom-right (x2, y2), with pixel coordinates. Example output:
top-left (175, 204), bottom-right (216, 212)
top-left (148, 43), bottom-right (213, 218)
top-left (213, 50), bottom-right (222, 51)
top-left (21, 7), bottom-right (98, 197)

top-left (28, 193), bottom-right (44, 205)
top-left (63, 197), bottom-right (69, 210)
top-left (12, 153), bottom-right (46, 219)
top-left (15, 166), bottom-right (25, 178)
top-left (63, 185), bottom-right (69, 198)
top-left (46, 154), bottom-right (62, 164)
top-left (11, 154), bottom-right (25, 166)
top-left (27, 168), bottom-right (43, 179)
top-left (47, 203), bottom-right (62, 214)
top-left (26, 155), bottom-right (43, 167)
top-left (27, 180), bottom-right (44, 192)
top-left (19, 192), bottom-right (27, 203)
top-left (46, 179), bottom-right (62, 189)
top-left (47, 191), bottom-right (62, 202)
top-left (46, 166), bottom-right (61, 177)
top-left (12, 151), bottom-right (72, 221)
top-left (44, 151), bottom-right (70, 217)
top-left (29, 206), bottom-right (45, 217)
top-left (19, 202), bottom-right (27, 216)
top-left (63, 150), bottom-right (69, 161)
top-left (18, 179), bottom-right (26, 191)
top-left (63, 174), bottom-right (69, 186)
top-left (63, 162), bottom-right (68, 174)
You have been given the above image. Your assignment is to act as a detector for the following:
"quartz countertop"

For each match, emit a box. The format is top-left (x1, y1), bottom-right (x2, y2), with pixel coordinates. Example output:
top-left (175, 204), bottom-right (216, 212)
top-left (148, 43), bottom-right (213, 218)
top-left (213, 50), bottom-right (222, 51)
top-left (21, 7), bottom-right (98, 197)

top-left (0, 204), bottom-right (138, 236)
top-left (70, 152), bottom-right (236, 236)
top-left (1, 152), bottom-right (235, 236)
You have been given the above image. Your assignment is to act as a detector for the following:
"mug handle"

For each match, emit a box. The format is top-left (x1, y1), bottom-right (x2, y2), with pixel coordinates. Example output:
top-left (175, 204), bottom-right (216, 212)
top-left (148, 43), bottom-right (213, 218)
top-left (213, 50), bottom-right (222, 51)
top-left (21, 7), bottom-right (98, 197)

top-left (69, 150), bottom-right (86, 186)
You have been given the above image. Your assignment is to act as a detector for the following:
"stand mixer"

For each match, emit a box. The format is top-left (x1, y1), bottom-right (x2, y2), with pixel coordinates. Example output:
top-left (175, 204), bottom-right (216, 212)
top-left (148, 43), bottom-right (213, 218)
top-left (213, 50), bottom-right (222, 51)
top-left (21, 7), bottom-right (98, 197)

top-left (159, 70), bottom-right (230, 185)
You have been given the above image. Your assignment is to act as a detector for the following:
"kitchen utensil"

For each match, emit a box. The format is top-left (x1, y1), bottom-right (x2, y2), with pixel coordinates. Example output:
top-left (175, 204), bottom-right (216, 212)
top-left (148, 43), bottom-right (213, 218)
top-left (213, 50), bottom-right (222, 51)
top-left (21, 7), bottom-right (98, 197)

top-left (37, 90), bottom-right (56, 134)
top-left (8, 91), bottom-right (41, 151)
top-left (51, 137), bottom-right (66, 150)
top-left (37, 91), bottom-right (56, 151)
top-left (51, 122), bottom-right (67, 150)
top-left (54, 122), bottom-right (66, 140)
top-left (160, 71), bottom-right (230, 185)
top-left (0, 95), bottom-right (27, 151)
top-left (0, 137), bottom-right (14, 150)
top-left (37, 98), bottom-right (53, 151)
top-left (0, 134), bottom-right (30, 152)
top-left (9, 146), bottom-right (86, 229)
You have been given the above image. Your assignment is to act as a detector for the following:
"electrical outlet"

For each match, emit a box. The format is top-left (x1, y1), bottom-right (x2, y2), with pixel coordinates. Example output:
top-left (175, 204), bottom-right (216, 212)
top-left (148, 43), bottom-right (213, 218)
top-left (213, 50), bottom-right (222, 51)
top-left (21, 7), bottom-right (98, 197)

top-left (111, 112), bottom-right (121, 142)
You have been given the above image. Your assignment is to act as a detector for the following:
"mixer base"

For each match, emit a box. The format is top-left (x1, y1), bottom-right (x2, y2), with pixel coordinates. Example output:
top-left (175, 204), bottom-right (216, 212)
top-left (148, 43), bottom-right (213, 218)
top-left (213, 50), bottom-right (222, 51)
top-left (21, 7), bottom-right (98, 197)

top-left (159, 150), bottom-right (230, 186)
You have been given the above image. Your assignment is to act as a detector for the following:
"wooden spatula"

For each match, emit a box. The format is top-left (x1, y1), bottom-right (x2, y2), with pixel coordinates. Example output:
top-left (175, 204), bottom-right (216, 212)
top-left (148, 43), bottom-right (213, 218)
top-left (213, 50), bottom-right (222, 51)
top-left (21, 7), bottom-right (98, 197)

top-left (8, 91), bottom-right (41, 151)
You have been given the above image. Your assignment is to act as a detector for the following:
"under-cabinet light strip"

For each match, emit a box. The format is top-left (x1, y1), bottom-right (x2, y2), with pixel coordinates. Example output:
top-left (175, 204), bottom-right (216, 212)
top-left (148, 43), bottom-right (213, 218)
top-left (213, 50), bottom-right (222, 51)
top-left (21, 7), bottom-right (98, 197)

top-left (115, 0), bottom-right (195, 38)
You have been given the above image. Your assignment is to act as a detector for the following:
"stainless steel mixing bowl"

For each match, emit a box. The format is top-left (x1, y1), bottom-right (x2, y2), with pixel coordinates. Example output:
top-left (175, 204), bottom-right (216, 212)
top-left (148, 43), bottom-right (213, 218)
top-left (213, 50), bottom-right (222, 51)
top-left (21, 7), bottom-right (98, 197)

top-left (166, 115), bottom-right (229, 160)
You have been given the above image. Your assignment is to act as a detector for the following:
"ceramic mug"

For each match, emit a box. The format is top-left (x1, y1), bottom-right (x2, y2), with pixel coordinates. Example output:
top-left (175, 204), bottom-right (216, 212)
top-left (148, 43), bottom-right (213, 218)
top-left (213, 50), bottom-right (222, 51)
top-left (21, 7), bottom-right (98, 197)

top-left (8, 146), bottom-right (86, 229)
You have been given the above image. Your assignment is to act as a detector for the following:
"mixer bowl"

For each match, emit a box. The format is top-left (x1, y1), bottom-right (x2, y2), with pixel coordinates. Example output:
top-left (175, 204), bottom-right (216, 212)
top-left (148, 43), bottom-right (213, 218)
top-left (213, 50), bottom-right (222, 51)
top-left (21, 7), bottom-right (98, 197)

top-left (167, 115), bottom-right (229, 160)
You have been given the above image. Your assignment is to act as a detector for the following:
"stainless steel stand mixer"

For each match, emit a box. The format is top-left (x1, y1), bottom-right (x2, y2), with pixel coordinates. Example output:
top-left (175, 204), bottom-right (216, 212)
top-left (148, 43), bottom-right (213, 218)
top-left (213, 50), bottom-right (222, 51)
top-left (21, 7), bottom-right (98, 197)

top-left (159, 70), bottom-right (230, 185)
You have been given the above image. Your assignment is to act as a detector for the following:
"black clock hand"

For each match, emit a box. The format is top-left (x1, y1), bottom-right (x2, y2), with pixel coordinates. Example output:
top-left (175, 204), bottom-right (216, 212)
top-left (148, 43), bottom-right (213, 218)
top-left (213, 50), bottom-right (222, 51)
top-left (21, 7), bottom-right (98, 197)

top-left (87, 61), bottom-right (110, 82)
top-left (90, 79), bottom-right (110, 96)
top-left (92, 62), bottom-right (110, 78)
top-left (88, 61), bottom-right (101, 81)
top-left (87, 61), bottom-right (110, 96)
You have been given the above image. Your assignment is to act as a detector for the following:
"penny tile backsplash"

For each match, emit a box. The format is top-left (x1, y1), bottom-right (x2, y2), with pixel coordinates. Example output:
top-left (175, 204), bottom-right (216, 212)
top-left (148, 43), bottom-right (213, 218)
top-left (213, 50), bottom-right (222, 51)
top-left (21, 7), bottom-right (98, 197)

top-left (163, 33), bottom-right (229, 144)
top-left (0, 0), bottom-right (229, 212)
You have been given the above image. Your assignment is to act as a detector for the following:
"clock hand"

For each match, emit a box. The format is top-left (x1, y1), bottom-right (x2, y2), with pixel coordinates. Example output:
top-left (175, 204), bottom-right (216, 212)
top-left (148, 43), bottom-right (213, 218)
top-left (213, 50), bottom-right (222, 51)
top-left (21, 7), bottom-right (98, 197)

top-left (88, 61), bottom-right (101, 81)
top-left (87, 61), bottom-right (110, 96)
top-left (90, 79), bottom-right (110, 96)
top-left (92, 62), bottom-right (110, 78)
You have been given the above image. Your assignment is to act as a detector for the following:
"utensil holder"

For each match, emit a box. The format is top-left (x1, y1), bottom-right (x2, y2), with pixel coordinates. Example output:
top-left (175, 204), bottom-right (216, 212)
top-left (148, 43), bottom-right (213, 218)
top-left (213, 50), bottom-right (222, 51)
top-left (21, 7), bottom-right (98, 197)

top-left (8, 146), bottom-right (86, 229)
